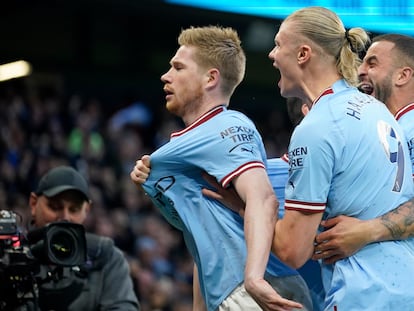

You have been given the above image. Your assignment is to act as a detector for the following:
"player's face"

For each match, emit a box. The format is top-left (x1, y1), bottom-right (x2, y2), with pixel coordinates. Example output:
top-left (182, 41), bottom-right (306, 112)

top-left (357, 41), bottom-right (396, 104)
top-left (29, 190), bottom-right (90, 227)
top-left (161, 45), bottom-right (205, 120)
top-left (268, 21), bottom-right (302, 98)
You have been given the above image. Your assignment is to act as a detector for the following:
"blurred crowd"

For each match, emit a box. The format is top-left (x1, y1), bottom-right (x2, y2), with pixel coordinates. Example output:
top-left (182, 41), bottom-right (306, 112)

top-left (0, 77), bottom-right (292, 310)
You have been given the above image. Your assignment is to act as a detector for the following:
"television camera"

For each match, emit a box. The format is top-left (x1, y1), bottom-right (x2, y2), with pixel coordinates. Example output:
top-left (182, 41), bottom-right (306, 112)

top-left (0, 210), bottom-right (87, 310)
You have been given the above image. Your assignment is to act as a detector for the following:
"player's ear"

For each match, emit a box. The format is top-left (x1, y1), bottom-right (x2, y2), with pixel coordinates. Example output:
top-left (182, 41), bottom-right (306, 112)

top-left (297, 45), bottom-right (311, 64)
top-left (396, 66), bottom-right (413, 86)
top-left (301, 103), bottom-right (310, 116)
top-left (206, 68), bottom-right (220, 88)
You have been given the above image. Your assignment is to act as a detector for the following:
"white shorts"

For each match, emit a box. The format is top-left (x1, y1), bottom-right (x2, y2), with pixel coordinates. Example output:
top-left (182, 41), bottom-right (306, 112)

top-left (218, 275), bottom-right (312, 311)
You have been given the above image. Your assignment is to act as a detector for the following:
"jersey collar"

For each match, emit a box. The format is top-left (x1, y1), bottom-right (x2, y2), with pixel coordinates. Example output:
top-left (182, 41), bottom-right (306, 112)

top-left (394, 102), bottom-right (414, 121)
top-left (171, 105), bottom-right (226, 138)
top-left (311, 79), bottom-right (351, 108)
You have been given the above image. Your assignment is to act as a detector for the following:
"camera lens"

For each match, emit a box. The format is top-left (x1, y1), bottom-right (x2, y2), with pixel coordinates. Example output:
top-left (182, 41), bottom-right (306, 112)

top-left (49, 230), bottom-right (75, 260)
top-left (29, 222), bottom-right (87, 266)
top-left (45, 223), bottom-right (86, 266)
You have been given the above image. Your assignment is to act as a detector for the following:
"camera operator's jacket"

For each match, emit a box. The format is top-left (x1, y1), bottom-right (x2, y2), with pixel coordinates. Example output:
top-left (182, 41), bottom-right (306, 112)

top-left (37, 233), bottom-right (140, 310)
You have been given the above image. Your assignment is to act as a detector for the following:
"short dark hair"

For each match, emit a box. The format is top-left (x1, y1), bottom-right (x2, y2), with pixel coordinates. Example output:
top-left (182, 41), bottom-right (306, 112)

top-left (286, 97), bottom-right (305, 126)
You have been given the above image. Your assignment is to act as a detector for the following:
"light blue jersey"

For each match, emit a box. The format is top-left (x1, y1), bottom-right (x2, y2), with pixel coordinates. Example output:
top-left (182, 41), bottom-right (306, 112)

top-left (395, 102), bottom-right (414, 178)
top-left (142, 106), bottom-right (299, 311)
top-left (267, 156), bottom-right (290, 219)
top-left (267, 157), bottom-right (325, 311)
top-left (285, 80), bottom-right (414, 310)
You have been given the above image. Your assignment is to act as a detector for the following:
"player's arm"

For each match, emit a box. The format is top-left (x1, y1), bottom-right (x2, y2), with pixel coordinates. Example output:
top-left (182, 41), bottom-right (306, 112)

top-left (201, 172), bottom-right (245, 216)
top-left (313, 197), bottom-right (414, 264)
top-left (232, 168), bottom-right (303, 310)
top-left (273, 210), bottom-right (323, 269)
top-left (203, 171), bottom-right (320, 268)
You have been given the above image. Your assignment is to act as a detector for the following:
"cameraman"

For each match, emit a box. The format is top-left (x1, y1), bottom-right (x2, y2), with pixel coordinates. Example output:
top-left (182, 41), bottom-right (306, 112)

top-left (29, 166), bottom-right (140, 310)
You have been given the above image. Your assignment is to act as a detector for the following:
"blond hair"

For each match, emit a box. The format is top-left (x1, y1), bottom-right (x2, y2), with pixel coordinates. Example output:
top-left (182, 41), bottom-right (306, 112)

top-left (178, 25), bottom-right (246, 96)
top-left (285, 7), bottom-right (370, 86)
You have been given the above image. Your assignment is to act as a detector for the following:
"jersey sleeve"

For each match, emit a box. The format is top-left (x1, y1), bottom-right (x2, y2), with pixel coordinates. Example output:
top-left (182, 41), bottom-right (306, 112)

top-left (284, 120), bottom-right (337, 213)
top-left (190, 112), bottom-right (267, 188)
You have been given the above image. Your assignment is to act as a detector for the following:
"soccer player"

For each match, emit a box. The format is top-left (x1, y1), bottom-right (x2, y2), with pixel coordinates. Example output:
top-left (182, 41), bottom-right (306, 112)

top-left (266, 7), bottom-right (414, 310)
top-left (130, 26), bottom-right (311, 310)
top-left (313, 34), bottom-right (414, 264)
top-left (203, 97), bottom-right (325, 311)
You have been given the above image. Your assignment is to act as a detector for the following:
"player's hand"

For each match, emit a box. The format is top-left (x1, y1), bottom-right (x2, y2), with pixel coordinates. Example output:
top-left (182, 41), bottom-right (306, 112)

top-left (245, 278), bottom-right (303, 311)
top-left (201, 172), bottom-right (245, 217)
top-left (130, 155), bottom-right (151, 187)
top-left (312, 215), bottom-right (371, 264)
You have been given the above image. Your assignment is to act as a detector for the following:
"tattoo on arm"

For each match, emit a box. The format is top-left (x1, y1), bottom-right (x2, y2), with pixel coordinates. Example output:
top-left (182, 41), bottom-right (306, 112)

top-left (380, 199), bottom-right (414, 240)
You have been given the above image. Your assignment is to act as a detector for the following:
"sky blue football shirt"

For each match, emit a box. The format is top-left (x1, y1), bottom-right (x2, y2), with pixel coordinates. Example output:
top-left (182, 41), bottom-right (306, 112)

top-left (285, 80), bottom-right (414, 310)
top-left (143, 106), bottom-right (298, 310)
